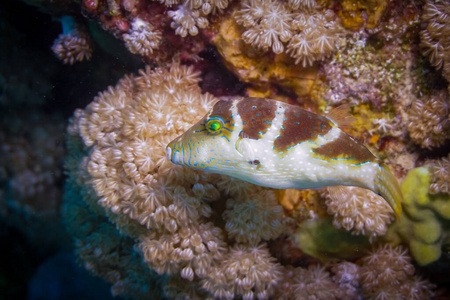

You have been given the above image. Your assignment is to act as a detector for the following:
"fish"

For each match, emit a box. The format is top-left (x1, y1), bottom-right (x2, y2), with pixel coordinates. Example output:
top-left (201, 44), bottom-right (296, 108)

top-left (166, 97), bottom-right (402, 217)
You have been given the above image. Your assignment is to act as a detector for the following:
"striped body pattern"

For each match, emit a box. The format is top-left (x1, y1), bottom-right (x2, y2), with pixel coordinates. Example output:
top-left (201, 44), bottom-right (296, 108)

top-left (166, 97), bottom-right (402, 216)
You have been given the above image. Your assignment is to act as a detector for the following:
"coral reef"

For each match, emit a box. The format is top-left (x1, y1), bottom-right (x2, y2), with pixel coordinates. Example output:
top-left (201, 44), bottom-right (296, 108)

top-left (421, 0), bottom-right (450, 82)
top-left (322, 186), bottom-right (394, 240)
top-left (39, 0), bottom-right (340, 94)
top-left (0, 110), bottom-right (67, 251)
top-left (315, 17), bottom-right (426, 181)
top-left (359, 244), bottom-right (435, 299)
top-left (0, 114), bottom-right (65, 210)
top-left (65, 64), bottom-right (291, 298)
top-left (0, 4), bottom-right (70, 257)
top-left (8, 0), bottom-right (450, 297)
top-left (314, 5), bottom-right (439, 178)
top-left (321, 28), bottom-right (419, 113)
top-left (65, 62), bottom-right (439, 298)
top-left (407, 90), bottom-right (450, 149)
top-left (63, 180), bottom-right (166, 299)
top-left (75, 0), bottom-right (209, 64)
top-left (275, 244), bottom-right (434, 299)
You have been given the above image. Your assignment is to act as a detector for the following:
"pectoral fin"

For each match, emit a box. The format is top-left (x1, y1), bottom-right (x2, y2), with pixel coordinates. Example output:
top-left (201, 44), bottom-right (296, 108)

top-left (236, 132), bottom-right (257, 163)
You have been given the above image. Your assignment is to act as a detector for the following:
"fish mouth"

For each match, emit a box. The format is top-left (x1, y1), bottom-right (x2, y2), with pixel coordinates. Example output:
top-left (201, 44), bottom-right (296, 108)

top-left (165, 146), bottom-right (172, 161)
top-left (166, 139), bottom-right (185, 166)
top-left (166, 145), bottom-right (182, 165)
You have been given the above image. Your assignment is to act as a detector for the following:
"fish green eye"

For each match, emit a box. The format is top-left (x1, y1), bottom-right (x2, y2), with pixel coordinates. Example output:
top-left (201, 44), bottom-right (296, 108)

top-left (206, 118), bottom-right (223, 134)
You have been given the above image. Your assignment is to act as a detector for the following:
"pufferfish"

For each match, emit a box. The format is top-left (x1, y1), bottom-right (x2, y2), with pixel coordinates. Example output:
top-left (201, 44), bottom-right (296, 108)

top-left (166, 97), bottom-right (402, 217)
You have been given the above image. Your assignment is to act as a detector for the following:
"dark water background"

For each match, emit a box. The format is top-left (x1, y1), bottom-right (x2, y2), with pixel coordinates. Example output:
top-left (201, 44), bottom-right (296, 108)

top-left (0, 1), bottom-right (138, 298)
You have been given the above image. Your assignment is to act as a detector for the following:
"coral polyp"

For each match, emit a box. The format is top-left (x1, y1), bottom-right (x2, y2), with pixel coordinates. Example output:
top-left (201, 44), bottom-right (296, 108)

top-left (235, 0), bottom-right (293, 54)
top-left (421, 0), bottom-right (450, 81)
top-left (235, 0), bottom-right (341, 66)
top-left (123, 18), bottom-right (162, 56)
top-left (50, 16), bottom-right (93, 64)
top-left (322, 186), bottom-right (394, 240)
top-left (222, 188), bottom-right (286, 244)
top-left (168, 5), bottom-right (209, 37)
top-left (407, 90), bottom-right (450, 149)
top-left (429, 154), bottom-right (450, 195)
top-left (201, 244), bottom-right (283, 300)
top-left (287, 9), bottom-right (341, 66)
top-left (51, 29), bottom-right (92, 65)
top-left (360, 245), bottom-right (434, 300)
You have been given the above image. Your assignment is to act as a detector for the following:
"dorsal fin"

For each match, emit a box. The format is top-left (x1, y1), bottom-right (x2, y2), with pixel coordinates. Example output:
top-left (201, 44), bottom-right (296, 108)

top-left (326, 104), bottom-right (356, 130)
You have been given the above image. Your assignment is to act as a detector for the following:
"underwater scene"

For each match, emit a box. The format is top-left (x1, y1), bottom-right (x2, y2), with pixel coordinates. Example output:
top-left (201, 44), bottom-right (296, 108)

top-left (1, 0), bottom-right (450, 299)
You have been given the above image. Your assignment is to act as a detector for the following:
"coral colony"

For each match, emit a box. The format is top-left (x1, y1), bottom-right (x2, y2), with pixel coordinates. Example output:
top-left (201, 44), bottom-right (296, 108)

top-left (51, 16), bottom-right (93, 64)
top-left (17, 0), bottom-right (446, 298)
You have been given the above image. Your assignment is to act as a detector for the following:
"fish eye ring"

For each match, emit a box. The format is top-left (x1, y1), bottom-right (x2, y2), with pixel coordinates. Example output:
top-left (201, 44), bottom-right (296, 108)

top-left (206, 117), bottom-right (223, 134)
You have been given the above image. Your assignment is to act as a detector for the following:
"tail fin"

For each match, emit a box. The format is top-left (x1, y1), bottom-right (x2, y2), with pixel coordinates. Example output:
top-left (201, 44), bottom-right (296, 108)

top-left (375, 163), bottom-right (403, 218)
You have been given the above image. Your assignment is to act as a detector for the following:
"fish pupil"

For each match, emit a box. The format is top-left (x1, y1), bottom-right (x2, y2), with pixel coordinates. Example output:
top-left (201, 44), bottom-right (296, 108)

top-left (211, 122), bottom-right (220, 130)
top-left (206, 118), bottom-right (223, 133)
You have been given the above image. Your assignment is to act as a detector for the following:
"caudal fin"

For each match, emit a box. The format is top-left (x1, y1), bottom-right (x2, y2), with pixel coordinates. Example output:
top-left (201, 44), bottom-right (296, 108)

top-left (375, 163), bottom-right (403, 218)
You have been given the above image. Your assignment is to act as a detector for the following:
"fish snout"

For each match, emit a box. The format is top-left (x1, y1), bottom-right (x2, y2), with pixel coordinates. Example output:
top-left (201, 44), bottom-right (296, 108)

top-left (165, 146), bottom-right (173, 161)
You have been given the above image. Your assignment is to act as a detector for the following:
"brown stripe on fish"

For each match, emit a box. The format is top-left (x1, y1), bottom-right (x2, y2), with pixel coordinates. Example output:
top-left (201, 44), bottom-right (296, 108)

top-left (274, 106), bottom-right (332, 152)
top-left (236, 97), bottom-right (277, 139)
top-left (312, 131), bottom-right (376, 163)
top-left (210, 99), bottom-right (234, 122)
